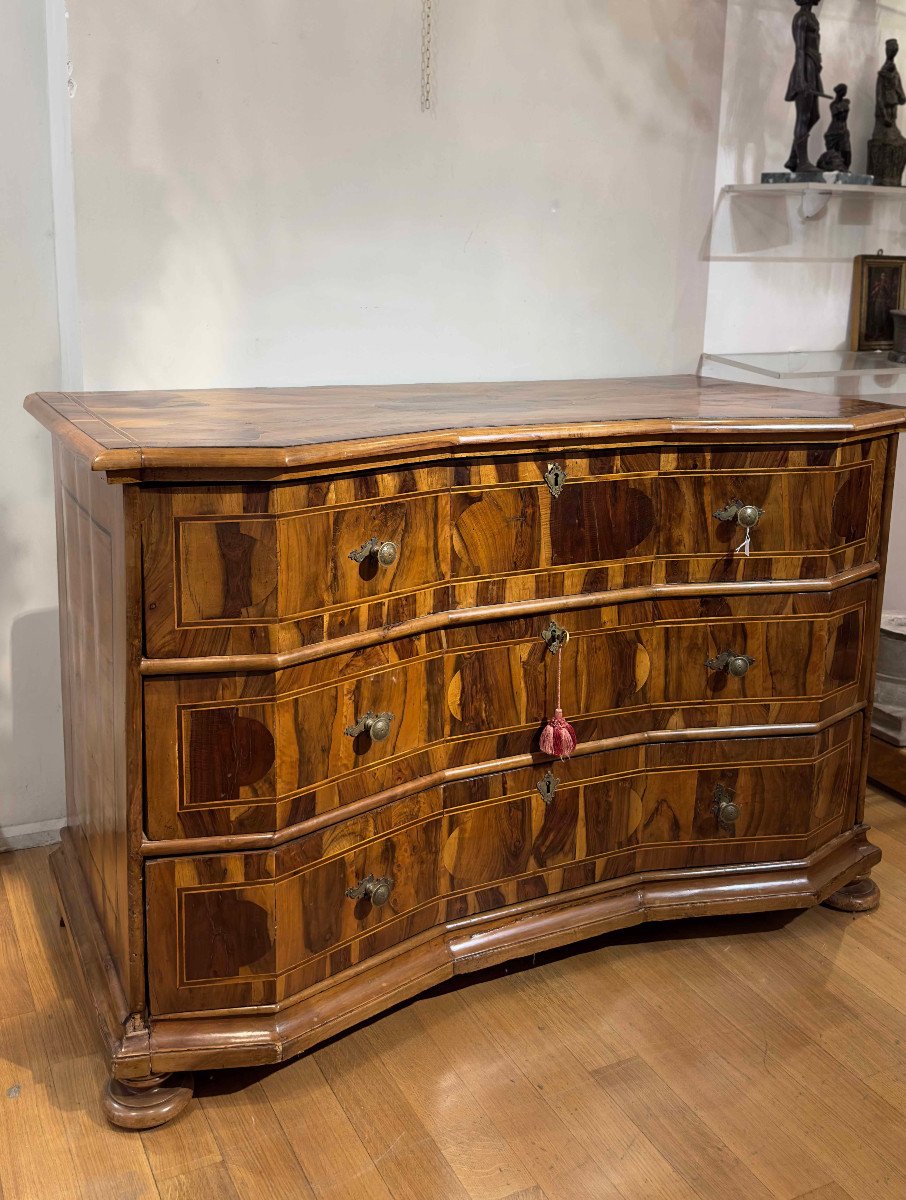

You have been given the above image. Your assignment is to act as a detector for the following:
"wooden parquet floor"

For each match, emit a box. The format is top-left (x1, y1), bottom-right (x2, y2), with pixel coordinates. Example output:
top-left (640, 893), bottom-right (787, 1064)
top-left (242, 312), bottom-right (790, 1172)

top-left (2, 790), bottom-right (906, 1200)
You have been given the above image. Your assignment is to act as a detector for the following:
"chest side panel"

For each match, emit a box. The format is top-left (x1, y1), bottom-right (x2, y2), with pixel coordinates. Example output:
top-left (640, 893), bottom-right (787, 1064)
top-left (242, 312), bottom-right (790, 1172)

top-left (54, 441), bottom-right (143, 1014)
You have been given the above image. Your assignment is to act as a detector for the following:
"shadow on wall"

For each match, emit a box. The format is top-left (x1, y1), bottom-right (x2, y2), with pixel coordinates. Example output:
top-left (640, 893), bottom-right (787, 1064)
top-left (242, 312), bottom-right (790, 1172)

top-left (74, 11), bottom-right (283, 390)
top-left (0, 608), bottom-right (64, 849)
top-left (565, 0), bottom-right (729, 368)
top-left (723, 6), bottom-right (774, 186)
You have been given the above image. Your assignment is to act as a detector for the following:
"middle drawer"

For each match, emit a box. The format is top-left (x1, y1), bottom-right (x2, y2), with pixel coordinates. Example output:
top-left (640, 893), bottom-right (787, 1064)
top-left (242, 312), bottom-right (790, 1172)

top-left (144, 581), bottom-right (872, 840)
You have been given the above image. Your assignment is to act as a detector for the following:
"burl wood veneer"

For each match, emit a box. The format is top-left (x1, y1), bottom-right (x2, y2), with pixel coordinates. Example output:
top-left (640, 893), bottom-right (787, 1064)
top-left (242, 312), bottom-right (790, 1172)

top-left (25, 376), bottom-right (904, 1128)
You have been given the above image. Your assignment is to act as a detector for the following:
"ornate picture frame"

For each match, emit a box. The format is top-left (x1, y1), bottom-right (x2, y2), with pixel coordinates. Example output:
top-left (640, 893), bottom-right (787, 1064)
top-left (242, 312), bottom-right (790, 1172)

top-left (850, 253), bottom-right (906, 351)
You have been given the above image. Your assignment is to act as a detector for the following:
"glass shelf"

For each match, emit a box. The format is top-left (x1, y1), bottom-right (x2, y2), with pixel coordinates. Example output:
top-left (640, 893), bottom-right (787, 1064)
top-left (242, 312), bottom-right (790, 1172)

top-left (724, 183), bottom-right (906, 199)
top-left (702, 350), bottom-right (906, 380)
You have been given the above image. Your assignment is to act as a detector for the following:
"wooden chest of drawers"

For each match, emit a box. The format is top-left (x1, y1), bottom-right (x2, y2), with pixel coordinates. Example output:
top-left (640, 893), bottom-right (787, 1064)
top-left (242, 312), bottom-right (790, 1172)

top-left (25, 376), bottom-right (904, 1128)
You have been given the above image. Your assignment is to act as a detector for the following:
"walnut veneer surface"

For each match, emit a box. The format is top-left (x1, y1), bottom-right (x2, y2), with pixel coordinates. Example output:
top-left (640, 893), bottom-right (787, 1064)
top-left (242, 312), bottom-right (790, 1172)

top-left (25, 375), bottom-right (905, 1128)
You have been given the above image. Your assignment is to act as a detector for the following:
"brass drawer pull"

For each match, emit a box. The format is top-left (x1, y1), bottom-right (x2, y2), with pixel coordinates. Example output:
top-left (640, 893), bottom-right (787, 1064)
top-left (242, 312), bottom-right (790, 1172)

top-left (706, 650), bottom-right (755, 678)
top-left (544, 462), bottom-right (567, 498)
top-left (536, 770), bottom-right (559, 805)
top-left (346, 874), bottom-right (394, 908)
top-left (348, 537), bottom-right (398, 566)
top-left (713, 499), bottom-right (764, 557)
top-left (713, 499), bottom-right (764, 529)
top-left (713, 782), bottom-right (740, 830)
top-left (344, 711), bottom-right (394, 742)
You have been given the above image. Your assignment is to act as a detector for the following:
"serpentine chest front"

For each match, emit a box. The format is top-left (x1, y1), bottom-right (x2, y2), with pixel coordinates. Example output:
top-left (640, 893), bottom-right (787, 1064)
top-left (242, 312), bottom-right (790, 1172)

top-left (25, 376), bottom-right (903, 1127)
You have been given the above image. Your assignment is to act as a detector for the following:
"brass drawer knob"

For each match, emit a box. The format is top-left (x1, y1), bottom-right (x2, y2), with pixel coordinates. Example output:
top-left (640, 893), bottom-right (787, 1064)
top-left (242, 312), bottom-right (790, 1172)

top-left (348, 537), bottom-right (398, 566)
top-left (344, 711), bottom-right (394, 742)
top-left (713, 499), bottom-right (764, 529)
top-left (713, 783), bottom-right (740, 830)
top-left (346, 874), bottom-right (394, 908)
top-left (707, 650), bottom-right (755, 677)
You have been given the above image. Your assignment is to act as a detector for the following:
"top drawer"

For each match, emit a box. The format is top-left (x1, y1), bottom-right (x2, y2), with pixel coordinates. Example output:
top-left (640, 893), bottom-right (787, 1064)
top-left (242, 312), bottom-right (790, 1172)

top-left (141, 440), bottom-right (889, 660)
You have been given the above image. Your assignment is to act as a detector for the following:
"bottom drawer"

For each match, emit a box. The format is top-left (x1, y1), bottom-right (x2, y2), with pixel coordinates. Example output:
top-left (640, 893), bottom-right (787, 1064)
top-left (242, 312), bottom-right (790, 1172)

top-left (146, 714), bottom-right (862, 1015)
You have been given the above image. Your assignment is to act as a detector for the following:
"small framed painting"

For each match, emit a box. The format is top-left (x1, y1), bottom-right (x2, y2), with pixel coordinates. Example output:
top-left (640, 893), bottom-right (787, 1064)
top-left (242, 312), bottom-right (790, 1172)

top-left (850, 254), bottom-right (906, 351)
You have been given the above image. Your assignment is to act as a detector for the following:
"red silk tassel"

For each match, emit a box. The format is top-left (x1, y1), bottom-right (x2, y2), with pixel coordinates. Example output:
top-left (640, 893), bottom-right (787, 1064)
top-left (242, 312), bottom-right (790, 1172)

top-left (540, 641), bottom-right (577, 759)
top-left (540, 709), bottom-right (577, 758)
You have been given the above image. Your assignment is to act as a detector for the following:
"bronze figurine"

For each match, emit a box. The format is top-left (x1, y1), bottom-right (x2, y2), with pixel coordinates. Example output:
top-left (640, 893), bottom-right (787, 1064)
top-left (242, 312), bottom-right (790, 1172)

top-left (817, 84), bottom-right (852, 173)
top-left (868, 39), bottom-right (906, 186)
top-left (784, 0), bottom-right (830, 177)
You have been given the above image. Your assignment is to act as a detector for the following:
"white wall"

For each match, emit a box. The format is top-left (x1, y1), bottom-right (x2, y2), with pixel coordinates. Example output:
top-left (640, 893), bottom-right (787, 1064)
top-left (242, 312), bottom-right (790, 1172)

top-left (0, 1), bottom-right (66, 844)
top-left (704, 0), bottom-right (906, 609)
top-left (66, 0), bottom-right (727, 389)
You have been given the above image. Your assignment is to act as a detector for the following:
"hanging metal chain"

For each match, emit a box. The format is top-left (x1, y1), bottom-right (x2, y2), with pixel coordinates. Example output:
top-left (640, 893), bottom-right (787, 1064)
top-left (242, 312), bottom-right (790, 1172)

top-left (421, 0), bottom-right (433, 111)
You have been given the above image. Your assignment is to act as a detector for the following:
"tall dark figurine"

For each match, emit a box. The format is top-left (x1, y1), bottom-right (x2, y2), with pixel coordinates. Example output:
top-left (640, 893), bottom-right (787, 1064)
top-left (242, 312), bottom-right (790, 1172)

top-left (817, 84), bottom-right (852, 172)
top-left (784, 0), bottom-right (828, 176)
top-left (868, 39), bottom-right (906, 186)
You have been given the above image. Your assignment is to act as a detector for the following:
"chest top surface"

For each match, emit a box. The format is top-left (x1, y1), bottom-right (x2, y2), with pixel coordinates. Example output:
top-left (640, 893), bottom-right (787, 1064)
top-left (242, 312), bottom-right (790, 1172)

top-left (25, 374), bottom-right (905, 477)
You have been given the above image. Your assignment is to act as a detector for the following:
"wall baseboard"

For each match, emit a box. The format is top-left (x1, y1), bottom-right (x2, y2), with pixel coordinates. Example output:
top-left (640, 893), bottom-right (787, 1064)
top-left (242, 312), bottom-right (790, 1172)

top-left (0, 818), bottom-right (65, 853)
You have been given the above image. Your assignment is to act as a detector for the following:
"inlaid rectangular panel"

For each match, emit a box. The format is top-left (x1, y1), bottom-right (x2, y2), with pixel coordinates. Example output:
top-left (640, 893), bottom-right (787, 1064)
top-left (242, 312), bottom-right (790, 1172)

top-left (176, 493), bottom-right (446, 624)
top-left (140, 439), bottom-right (889, 661)
top-left (144, 582), bottom-right (873, 840)
top-left (180, 653), bottom-right (442, 804)
top-left (145, 715), bottom-right (860, 1015)
top-left (141, 465), bottom-right (452, 659)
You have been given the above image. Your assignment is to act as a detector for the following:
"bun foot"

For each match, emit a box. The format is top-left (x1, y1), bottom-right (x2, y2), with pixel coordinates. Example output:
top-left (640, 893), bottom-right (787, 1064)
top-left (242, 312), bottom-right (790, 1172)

top-left (103, 1073), bottom-right (194, 1130)
top-left (823, 874), bottom-right (880, 914)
